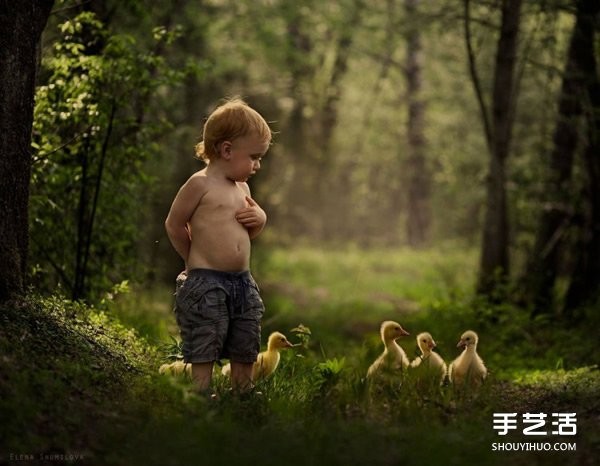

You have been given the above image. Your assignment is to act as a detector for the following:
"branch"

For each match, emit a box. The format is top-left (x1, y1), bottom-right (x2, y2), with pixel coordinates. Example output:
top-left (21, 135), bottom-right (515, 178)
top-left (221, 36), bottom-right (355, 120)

top-left (353, 46), bottom-right (407, 74)
top-left (81, 99), bottom-right (117, 289)
top-left (464, 0), bottom-right (493, 152)
top-left (510, 5), bottom-right (544, 133)
top-left (33, 238), bottom-right (74, 292)
top-left (353, 0), bottom-right (399, 156)
top-left (32, 126), bottom-right (92, 164)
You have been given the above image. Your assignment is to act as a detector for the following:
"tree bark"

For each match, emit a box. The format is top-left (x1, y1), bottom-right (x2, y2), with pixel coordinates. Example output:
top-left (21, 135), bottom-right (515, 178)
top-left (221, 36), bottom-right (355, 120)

top-left (465, 0), bottom-right (523, 295)
top-left (320, 0), bottom-right (363, 241)
top-left (0, 1), bottom-right (54, 301)
top-left (280, 10), bottom-right (315, 237)
top-left (563, 0), bottom-right (600, 315)
top-left (404, 0), bottom-right (430, 247)
top-left (524, 0), bottom-right (596, 316)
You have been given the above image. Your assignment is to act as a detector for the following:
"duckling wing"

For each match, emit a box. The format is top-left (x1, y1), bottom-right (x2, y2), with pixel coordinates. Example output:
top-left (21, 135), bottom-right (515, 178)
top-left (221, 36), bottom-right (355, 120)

top-left (367, 353), bottom-right (386, 378)
top-left (475, 354), bottom-right (488, 381)
top-left (429, 353), bottom-right (447, 383)
top-left (260, 351), bottom-right (282, 379)
top-left (431, 352), bottom-right (447, 372)
top-left (392, 344), bottom-right (410, 369)
top-left (252, 353), bottom-right (266, 380)
top-left (401, 352), bottom-right (410, 369)
top-left (448, 358), bottom-right (461, 384)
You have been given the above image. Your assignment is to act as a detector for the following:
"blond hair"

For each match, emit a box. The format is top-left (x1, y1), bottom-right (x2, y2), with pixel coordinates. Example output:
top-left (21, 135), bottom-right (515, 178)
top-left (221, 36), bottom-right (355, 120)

top-left (194, 97), bottom-right (272, 162)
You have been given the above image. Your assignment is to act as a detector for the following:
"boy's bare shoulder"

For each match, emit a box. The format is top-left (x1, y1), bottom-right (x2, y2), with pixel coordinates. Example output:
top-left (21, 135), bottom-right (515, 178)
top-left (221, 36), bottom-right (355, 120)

top-left (173, 169), bottom-right (210, 208)
top-left (184, 169), bottom-right (211, 190)
top-left (189, 168), bottom-right (209, 181)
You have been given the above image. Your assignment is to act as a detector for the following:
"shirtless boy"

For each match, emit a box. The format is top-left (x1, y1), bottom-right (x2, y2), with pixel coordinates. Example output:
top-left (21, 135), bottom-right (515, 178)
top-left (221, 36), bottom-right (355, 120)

top-left (165, 98), bottom-right (271, 394)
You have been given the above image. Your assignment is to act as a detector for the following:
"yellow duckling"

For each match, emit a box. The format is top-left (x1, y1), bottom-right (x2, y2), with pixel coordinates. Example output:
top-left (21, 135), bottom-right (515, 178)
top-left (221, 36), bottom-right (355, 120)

top-left (448, 330), bottom-right (487, 388)
top-left (159, 360), bottom-right (191, 377)
top-left (367, 320), bottom-right (410, 378)
top-left (221, 331), bottom-right (294, 381)
top-left (410, 332), bottom-right (447, 384)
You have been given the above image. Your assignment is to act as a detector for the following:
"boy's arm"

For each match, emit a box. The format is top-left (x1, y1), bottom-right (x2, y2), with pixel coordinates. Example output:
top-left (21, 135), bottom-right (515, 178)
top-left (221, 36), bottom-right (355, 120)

top-left (236, 184), bottom-right (266, 240)
top-left (165, 175), bottom-right (205, 269)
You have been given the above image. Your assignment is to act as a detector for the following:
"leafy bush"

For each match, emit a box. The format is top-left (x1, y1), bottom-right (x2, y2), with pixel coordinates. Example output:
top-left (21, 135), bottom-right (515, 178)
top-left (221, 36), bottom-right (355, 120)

top-left (30, 12), bottom-right (187, 302)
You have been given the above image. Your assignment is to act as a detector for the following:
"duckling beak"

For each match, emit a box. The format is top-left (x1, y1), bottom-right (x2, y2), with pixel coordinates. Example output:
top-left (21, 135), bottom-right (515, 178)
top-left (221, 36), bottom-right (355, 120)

top-left (457, 339), bottom-right (466, 349)
top-left (283, 340), bottom-right (294, 348)
top-left (400, 328), bottom-right (410, 336)
top-left (429, 341), bottom-right (436, 349)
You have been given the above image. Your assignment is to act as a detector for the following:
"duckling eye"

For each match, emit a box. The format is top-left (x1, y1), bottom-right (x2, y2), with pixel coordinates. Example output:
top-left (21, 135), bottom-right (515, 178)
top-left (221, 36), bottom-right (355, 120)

top-left (422, 339), bottom-right (427, 343)
top-left (280, 338), bottom-right (285, 342)
top-left (395, 327), bottom-right (400, 331)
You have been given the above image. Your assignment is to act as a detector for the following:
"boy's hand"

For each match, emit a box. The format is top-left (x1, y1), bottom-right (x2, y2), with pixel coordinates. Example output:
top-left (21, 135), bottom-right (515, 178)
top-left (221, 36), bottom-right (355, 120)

top-left (235, 196), bottom-right (266, 234)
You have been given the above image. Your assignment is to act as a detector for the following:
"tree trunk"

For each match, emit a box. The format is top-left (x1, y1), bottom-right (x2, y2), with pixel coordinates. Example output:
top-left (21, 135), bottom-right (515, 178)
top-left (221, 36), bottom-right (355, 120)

top-left (320, 0), bottom-right (363, 241)
top-left (563, 0), bottom-right (600, 315)
top-left (524, 0), bottom-right (596, 316)
top-left (465, 0), bottom-right (522, 295)
top-left (280, 9), bottom-right (318, 238)
top-left (0, 1), bottom-right (54, 301)
top-left (404, 0), bottom-right (430, 247)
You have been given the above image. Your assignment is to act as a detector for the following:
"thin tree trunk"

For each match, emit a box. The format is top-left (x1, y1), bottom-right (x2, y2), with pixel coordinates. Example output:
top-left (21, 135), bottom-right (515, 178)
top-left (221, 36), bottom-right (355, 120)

top-left (464, 0), bottom-right (522, 295)
top-left (564, 0), bottom-right (600, 315)
top-left (74, 139), bottom-right (90, 300)
top-left (404, 0), bottom-right (430, 247)
top-left (0, 1), bottom-right (54, 301)
top-left (321, 0), bottom-right (363, 241)
top-left (524, 0), bottom-right (595, 315)
top-left (74, 100), bottom-right (116, 301)
top-left (281, 10), bottom-right (316, 237)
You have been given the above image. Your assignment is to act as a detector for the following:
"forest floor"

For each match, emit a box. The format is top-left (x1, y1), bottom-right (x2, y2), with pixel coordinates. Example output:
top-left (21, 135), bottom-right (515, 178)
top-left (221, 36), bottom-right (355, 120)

top-left (1, 246), bottom-right (599, 465)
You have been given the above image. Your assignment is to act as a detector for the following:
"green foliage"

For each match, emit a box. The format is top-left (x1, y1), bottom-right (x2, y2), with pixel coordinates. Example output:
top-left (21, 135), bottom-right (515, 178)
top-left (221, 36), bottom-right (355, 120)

top-left (100, 283), bottom-right (176, 343)
top-left (2, 246), bottom-right (599, 465)
top-left (290, 322), bottom-right (312, 349)
top-left (513, 366), bottom-right (599, 390)
top-left (0, 293), bottom-right (163, 456)
top-left (30, 11), bottom-right (186, 302)
top-left (157, 335), bottom-right (185, 362)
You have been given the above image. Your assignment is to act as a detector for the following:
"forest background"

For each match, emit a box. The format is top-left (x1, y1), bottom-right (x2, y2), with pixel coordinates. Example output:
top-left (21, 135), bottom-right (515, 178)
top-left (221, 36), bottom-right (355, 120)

top-left (1, 0), bottom-right (599, 465)
top-left (14, 0), bottom-right (599, 313)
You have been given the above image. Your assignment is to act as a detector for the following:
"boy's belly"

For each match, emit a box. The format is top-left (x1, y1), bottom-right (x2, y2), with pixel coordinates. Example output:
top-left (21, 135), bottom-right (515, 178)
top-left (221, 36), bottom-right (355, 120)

top-left (187, 219), bottom-right (251, 272)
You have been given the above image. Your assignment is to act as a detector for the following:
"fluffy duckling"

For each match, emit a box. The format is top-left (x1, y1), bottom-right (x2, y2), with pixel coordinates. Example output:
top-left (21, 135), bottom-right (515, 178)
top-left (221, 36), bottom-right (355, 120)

top-left (410, 332), bottom-right (447, 384)
top-left (221, 331), bottom-right (294, 381)
top-left (367, 320), bottom-right (410, 378)
top-left (159, 360), bottom-right (191, 377)
top-left (448, 330), bottom-right (487, 388)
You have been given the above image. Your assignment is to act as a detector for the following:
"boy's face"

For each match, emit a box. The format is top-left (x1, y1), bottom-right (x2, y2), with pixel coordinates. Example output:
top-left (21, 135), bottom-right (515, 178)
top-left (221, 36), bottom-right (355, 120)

top-left (223, 134), bottom-right (269, 182)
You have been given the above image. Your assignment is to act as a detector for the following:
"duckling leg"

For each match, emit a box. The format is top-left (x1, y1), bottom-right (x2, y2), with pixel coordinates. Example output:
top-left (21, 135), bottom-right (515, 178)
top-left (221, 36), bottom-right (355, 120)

top-left (192, 362), bottom-right (214, 393)
top-left (231, 362), bottom-right (254, 393)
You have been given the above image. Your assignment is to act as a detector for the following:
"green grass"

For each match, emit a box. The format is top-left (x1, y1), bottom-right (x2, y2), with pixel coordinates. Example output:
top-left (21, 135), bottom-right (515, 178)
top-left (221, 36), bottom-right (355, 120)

top-left (1, 246), bottom-right (599, 465)
top-left (256, 243), bottom-right (477, 307)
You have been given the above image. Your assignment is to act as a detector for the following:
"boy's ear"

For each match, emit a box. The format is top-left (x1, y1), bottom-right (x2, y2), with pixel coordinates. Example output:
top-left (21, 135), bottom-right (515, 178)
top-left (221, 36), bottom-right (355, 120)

top-left (220, 141), bottom-right (232, 159)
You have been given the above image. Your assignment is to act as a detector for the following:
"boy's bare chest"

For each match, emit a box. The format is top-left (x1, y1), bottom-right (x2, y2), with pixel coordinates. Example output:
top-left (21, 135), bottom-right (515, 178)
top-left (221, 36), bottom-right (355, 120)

top-left (199, 184), bottom-right (246, 216)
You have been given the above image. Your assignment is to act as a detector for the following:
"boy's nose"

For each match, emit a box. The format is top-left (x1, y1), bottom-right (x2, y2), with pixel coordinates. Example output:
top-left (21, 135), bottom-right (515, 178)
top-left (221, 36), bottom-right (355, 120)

top-left (254, 160), bottom-right (261, 170)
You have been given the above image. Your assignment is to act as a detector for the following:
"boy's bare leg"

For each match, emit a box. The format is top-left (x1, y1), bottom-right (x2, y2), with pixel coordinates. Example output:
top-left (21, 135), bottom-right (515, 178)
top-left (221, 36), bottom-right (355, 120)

top-left (191, 362), bottom-right (214, 393)
top-left (230, 362), bottom-right (254, 393)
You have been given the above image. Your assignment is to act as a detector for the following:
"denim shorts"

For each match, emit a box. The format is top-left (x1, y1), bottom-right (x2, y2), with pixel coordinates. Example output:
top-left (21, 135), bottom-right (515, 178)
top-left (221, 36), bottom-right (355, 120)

top-left (174, 269), bottom-right (265, 364)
